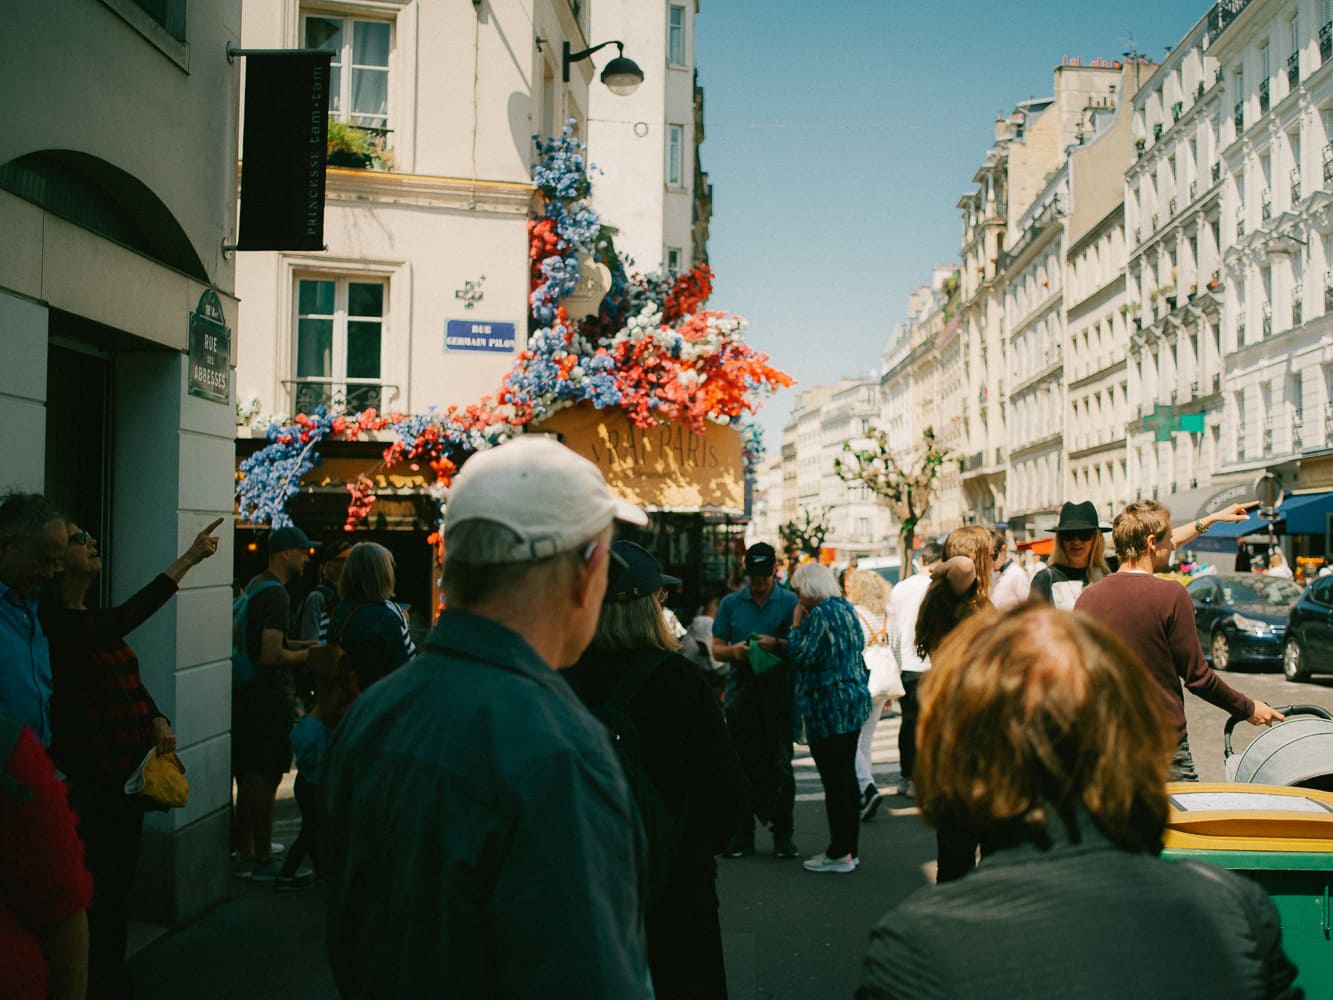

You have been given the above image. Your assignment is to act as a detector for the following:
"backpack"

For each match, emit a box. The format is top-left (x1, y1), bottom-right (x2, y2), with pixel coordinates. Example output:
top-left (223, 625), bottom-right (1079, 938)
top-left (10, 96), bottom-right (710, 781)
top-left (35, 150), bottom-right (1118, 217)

top-left (232, 579), bottom-right (283, 689)
top-left (589, 651), bottom-right (685, 911)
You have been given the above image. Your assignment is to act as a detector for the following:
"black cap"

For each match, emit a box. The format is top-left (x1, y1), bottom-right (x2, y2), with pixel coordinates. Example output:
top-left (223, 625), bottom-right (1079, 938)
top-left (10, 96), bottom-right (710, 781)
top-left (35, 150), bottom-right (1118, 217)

top-left (605, 541), bottom-right (681, 603)
top-left (268, 525), bottom-right (318, 555)
top-left (744, 542), bottom-right (777, 577)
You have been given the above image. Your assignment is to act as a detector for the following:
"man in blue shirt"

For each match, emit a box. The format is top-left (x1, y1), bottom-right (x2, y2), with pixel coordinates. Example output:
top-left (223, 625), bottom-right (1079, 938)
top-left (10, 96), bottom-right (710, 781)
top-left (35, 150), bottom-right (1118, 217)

top-left (713, 542), bottom-right (800, 858)
top-left (0, 493), bottom-right (67, 746)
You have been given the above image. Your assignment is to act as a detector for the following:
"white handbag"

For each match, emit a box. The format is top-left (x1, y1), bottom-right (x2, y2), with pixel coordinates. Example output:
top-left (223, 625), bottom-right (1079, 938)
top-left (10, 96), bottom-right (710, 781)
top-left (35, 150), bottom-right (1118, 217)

top-left (857, 609), bottom-right (905, 698)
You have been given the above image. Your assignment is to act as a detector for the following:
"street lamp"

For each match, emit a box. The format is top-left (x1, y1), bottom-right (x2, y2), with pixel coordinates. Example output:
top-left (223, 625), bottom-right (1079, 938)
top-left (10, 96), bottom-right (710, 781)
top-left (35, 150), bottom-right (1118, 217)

top-left (563, 40), bottom-right (644, 96)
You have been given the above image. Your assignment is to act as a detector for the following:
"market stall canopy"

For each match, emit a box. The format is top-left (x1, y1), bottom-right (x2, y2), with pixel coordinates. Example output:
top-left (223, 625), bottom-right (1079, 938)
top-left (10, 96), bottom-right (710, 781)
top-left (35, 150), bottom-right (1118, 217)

top-left (532, 407), bottom-right (744, 514)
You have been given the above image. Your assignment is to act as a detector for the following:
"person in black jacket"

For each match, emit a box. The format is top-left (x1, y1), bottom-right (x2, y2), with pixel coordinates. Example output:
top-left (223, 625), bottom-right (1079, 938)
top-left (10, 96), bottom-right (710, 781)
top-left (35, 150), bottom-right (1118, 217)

top-left (566, 541), bottom-right (745, 1000)
top-left (325, 542), bottom-right (415, 689)
top-left (858, 605), bottom-right (1302, 1000)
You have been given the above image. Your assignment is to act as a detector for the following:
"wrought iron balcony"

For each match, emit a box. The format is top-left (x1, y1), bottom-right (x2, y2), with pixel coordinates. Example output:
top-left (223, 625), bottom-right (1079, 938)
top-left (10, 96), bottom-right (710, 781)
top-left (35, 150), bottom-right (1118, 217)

top-left (1151, 213), bottom-right (1159, 232)
top-left (1172, 101), bottom-right (1184, 122)
top-left (1288, 51), bottom-right (1300, 89)
top-left (1291, 168), bottom-right (1301, 202)
top-left (1261, 191), bottom-right (1272, 220)
top-left (1153, 122), bottom-right (1164, 140)
top-left (1263, 425), bottom-right (1274, 451)
top-left (1212, 161), bottom-right (1222, 183)
top-left (1208, 0), bottom-right (1255, 43)
top-left (1259, 79), bottom-right (1270, 114)
top-left (1262, 307), bottom-right (1272, 337)
top-left (1190, 179), bottom-right (1198, 201)
top-left (1234, 100), bottom-right (1244, 132)
top-left (1169, 196), bottom-right (1178, 217)
top-left (1322, 22), bottom-right (1333, 62)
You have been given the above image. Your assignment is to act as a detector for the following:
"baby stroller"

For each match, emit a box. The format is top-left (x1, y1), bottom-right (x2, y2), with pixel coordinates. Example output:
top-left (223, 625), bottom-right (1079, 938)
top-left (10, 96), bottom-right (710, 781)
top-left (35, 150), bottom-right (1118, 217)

top-left (1223, 705), bottom-right (1333, 791)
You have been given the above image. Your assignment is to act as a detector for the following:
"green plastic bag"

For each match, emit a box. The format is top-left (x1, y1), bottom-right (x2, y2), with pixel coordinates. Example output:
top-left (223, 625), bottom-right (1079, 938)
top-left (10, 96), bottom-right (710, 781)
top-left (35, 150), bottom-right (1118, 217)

top-left (747, 634), bottom-right (784, 675)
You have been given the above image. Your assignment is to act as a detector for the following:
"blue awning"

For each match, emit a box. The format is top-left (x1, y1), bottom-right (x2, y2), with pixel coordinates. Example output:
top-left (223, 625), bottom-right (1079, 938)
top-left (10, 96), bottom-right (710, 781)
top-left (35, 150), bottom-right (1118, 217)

top-left (1279, 491), bottom-right (1333, 535)
top-left (1205, 511), bottom-right (1270, 539)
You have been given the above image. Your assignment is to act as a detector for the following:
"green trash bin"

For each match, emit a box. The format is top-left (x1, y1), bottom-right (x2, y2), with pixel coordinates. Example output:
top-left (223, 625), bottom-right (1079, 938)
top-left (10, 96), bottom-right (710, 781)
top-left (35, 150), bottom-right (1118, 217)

top-left (1163, 783), bottom-right (1333, 994)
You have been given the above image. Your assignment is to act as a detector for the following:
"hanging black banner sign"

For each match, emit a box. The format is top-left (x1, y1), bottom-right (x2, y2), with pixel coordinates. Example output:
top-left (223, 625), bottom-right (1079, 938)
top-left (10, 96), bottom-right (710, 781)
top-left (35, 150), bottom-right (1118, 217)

top-left (237, 52), bottom-right (332, 251)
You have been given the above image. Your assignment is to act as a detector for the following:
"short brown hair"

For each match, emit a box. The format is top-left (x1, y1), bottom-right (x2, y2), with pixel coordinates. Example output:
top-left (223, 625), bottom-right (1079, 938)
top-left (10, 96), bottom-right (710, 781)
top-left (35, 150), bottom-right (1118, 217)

top-left (1113, 500), bottom-right (1171, 561)
top-left (916, 606), bottom-right (1173, 853)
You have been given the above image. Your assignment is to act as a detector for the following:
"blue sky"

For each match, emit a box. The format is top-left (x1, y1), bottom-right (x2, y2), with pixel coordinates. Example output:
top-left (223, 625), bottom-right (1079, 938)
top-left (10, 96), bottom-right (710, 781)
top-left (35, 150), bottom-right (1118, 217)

top-left (693, 1), bottom-right (1208, 450)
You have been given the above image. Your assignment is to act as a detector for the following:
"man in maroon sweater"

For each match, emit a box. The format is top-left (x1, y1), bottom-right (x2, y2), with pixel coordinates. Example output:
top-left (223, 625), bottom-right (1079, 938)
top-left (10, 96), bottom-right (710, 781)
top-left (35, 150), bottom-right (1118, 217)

top-left (1076, 500), bottom-right (1282, 780)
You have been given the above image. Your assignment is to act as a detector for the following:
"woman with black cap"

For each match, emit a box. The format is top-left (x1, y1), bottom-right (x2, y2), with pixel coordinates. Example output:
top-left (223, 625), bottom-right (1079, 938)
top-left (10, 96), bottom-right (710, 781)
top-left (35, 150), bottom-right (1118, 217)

top-left (1030, 501), bottom-right (1111, 611)
top-left (565, 540), bottom-right (743, 1000)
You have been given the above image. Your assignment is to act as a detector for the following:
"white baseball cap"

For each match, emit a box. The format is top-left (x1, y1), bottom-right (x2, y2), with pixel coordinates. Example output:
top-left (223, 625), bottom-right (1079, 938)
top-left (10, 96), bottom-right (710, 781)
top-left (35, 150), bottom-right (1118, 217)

top-left (444, 436), bottom-right (647, 561)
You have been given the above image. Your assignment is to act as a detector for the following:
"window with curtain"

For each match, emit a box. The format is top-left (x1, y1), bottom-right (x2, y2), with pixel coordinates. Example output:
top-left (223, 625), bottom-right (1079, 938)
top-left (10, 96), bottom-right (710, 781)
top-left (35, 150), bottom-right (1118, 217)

top-left (667, 124), bottom-right (684, 187)
top-left (668, 5), bottom-right (686, 66)
top-left (303, 13), bottom-right (391, 133)
top-left (293, 276), bottom-right (386, 414)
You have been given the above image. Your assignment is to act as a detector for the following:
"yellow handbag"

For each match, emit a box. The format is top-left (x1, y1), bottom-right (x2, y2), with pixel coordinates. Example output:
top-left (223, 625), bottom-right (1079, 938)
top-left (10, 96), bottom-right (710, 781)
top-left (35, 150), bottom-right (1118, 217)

top-left (124, 749), bottom-right (190, 810)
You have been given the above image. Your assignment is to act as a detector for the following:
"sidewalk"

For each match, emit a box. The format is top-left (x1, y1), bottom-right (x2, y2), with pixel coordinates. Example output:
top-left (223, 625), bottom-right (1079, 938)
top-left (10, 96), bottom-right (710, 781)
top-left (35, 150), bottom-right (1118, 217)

top-left (127, 773), bottom-right (339, 1000)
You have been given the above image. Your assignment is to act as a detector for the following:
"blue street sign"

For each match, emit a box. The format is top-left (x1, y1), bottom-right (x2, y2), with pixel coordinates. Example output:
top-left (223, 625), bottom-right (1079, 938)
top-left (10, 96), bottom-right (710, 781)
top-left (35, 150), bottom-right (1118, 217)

top-left (445, 320), bottom-right (517, 353)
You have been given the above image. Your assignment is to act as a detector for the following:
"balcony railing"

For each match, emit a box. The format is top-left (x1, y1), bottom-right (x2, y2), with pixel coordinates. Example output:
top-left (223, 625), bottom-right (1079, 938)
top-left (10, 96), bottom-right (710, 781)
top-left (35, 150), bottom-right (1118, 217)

top-left (1198, 80), bottom-right (1207, 99)
top-left (1153, 122), bottom-right (1164, 140)
top-left (1209, 0), bottom-right (1255, 43)
top-left (1234, 100), bottom-right (1244, 131)
top-left (1212, 161), bottom-right (1222, 183)
top-left (1172, 101), bottom-right (1184, 122)
top-left (1151, 212), bottom-right (1160, 232)
top-left (1263, 425), bottom-right (1274, 451)
top-left (1262, 307), bottom-right (1272, 337)
top-left (1293, 418), bottom-right (1303, 450)
top-left (1190, 179), bottom-right (1198, 201)
top-left (1261, 191), bottom-right (1272, 219)
top-left (1291, 168), bottom-right (1301, 202)
top-left (1289, 51), bottom-right (1300, 88)
top-left (1259, 79), bottom-right (1270, 114)
top-left (1169, 196), bottom-right (1178, 217)
top-left (1322, 22), bottom-right (1333, 63)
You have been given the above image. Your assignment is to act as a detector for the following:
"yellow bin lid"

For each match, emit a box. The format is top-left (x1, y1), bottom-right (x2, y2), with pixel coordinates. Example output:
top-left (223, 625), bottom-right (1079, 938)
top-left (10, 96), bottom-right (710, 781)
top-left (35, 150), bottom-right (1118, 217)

top-left (1164, 783), bottom-right (1333, 853)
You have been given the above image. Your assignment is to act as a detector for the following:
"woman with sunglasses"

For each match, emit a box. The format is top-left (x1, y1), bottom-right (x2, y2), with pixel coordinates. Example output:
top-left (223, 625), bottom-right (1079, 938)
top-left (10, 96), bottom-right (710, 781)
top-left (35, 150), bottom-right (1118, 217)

top-left (41, 517), bottom-right (221, 1000)
top-left (1029, 501), bottom-right (1110, 611)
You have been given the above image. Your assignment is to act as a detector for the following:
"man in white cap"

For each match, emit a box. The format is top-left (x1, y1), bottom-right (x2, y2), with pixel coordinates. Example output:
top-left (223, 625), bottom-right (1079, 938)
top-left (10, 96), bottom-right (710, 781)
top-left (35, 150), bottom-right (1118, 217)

top-left (324, 435), bottom-right (651, 998)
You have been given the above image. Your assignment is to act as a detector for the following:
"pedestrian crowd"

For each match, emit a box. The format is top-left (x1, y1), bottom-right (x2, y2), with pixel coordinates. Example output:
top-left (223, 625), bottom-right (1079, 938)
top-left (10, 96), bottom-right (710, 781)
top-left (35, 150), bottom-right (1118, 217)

top-left (0, 452), bottom-right (1316, 998)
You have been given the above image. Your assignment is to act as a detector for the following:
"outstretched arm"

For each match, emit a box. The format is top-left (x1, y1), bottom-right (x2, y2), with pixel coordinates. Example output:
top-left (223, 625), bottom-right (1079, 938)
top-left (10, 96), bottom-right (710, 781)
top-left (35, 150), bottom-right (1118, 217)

top-left (1173, 502), bottom-right (1258, 548)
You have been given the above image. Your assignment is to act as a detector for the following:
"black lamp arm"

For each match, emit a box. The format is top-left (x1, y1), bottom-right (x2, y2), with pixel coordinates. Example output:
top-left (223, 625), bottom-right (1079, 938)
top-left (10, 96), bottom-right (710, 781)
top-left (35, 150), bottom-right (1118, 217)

top-left (562, 39), bottom-right (624, 82)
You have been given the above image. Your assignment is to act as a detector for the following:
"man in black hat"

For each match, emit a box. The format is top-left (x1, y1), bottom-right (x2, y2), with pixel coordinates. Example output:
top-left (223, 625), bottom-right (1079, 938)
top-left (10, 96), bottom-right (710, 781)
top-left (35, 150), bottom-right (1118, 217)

top-left (233, 524), bottom-right (318, 879)
top-left (712, 542), bottom-right (800, 858)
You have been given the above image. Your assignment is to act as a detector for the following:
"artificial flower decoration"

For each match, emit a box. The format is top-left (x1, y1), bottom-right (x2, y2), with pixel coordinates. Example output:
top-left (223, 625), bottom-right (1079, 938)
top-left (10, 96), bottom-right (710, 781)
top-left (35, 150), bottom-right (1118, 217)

top-left (236, 122), bottom-right (792, 531)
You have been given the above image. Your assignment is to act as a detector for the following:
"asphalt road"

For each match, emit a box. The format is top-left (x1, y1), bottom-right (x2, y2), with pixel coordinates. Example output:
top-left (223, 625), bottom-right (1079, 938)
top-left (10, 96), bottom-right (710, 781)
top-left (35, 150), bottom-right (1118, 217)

top-left (127, 665), bottom-right (1333, 1000)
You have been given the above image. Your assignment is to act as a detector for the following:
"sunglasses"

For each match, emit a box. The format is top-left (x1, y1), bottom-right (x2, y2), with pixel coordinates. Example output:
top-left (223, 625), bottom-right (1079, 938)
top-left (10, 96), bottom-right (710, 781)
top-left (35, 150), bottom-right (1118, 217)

top-left (1062, 530), bottom-right (1097, 542)
top-left (583, 540), bottom-right (629, 571)
top-left (69, 531), bottom-right (94, 547)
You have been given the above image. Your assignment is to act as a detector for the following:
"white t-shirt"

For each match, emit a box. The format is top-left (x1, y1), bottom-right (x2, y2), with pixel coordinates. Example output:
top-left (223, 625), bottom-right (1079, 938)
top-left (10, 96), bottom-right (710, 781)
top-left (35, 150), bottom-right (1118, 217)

top-left (889, 571), bottom-right (932, 673)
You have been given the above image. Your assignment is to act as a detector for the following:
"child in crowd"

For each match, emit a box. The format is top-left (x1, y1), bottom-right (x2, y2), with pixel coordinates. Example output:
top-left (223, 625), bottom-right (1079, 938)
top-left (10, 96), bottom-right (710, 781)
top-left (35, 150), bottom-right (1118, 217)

top-left (275, 645), bottom-right (358, 890)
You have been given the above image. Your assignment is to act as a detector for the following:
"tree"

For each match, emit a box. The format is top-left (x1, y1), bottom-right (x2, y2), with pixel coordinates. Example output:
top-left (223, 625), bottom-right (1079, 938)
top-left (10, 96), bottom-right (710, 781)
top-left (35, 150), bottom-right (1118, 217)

top-left (778, 506), bottom-right (834, 558)
top-left (835, 426), bottom-right (952, 561)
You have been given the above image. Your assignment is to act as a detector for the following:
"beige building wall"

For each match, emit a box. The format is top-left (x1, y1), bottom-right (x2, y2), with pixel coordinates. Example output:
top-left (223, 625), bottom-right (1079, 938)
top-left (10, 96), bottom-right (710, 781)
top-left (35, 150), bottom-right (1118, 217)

top-left (3, 0), bottom-right (242, 923)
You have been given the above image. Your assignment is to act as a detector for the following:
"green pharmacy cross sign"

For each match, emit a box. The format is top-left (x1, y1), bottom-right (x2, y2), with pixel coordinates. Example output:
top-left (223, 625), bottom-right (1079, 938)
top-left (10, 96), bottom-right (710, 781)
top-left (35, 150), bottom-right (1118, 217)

top-left (1143, 403), bottom-right (1205, 442)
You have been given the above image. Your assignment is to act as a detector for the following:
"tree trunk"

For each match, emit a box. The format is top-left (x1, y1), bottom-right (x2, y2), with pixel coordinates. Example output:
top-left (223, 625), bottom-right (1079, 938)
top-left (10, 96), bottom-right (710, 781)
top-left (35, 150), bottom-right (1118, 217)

top-left (898, 525), bottom-right (915, 569)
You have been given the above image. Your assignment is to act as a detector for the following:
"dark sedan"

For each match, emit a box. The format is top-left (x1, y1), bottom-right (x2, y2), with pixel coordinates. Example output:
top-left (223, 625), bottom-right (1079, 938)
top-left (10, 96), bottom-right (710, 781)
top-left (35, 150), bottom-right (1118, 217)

top-left (1283, 575), bottom-right (1333, 682)
top-left (1186, 574), bottom-right (1303, 671)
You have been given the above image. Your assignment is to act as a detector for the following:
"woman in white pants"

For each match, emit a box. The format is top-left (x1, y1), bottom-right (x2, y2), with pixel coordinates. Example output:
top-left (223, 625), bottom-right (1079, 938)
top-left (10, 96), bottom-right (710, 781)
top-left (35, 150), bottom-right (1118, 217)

top-left (846, 570), bottom-right (900, 821)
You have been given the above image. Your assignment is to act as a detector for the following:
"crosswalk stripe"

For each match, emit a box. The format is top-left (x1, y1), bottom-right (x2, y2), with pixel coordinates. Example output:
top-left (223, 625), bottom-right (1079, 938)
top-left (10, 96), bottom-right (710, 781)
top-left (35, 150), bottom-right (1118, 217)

top-left (792, 716), bottom-right (903, 801)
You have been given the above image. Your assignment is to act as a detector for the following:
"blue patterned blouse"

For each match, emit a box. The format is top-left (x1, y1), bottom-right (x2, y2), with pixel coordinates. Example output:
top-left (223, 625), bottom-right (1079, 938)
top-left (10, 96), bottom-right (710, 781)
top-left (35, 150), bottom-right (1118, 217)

top-left (786, 596), bottom-right (871, 743)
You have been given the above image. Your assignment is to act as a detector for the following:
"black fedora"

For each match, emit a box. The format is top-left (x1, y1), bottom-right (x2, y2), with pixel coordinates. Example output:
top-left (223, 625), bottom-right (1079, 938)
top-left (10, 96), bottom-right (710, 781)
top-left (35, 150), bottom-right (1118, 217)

top-left (1046, 501), bottom-right (1110, 535)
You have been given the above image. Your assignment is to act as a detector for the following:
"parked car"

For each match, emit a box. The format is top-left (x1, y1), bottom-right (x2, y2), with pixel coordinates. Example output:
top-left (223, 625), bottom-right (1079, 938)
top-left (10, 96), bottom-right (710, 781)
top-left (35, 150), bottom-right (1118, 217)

top-left (1185, 573), bottom-right (1303, 670)
top-left (855, 556), bottom-right (901, 586)
top-left (1283, 575), bottom-right (1333, 682)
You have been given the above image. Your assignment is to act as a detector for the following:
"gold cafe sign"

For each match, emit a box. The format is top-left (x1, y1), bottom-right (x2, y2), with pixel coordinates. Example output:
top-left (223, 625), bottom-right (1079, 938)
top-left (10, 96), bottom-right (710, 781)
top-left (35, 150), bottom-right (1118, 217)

top-left (533, 406), bottom-right (744, 512)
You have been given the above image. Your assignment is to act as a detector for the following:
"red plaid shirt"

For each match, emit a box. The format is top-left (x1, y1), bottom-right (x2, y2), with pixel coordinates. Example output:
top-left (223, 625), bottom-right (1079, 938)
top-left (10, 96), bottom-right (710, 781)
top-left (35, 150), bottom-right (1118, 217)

top-left (45, 575), bottom-right (177, 784)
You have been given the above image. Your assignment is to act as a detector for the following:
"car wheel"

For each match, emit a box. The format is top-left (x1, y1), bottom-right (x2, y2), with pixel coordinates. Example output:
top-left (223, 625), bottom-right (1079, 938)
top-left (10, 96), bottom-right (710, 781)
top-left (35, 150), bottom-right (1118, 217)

top-left (1283, 637), bottom-right (1311, 683)
top-left (1210, 631), bottom-right (1231, 671)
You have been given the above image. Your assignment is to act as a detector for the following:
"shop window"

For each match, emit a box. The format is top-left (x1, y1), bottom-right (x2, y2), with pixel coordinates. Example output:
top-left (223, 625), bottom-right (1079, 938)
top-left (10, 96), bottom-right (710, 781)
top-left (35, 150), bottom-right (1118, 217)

top-left (304, 12), bottom-right (391, 133)
top-left (293, 277), bottom-right (386, 414)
